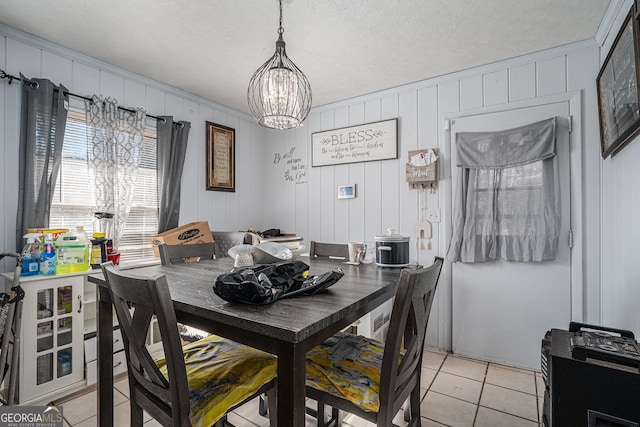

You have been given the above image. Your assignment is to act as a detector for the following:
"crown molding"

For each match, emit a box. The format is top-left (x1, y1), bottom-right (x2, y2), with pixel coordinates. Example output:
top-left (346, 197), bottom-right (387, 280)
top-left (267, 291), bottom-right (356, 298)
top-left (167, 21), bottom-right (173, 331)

top-left (0, 23), bottom-right (256, 123)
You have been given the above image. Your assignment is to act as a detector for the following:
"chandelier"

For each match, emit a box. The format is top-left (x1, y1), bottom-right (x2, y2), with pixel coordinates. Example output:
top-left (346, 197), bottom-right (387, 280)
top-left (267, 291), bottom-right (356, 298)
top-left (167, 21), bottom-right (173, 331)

top-left (247, 0), bottom-right (312, 130)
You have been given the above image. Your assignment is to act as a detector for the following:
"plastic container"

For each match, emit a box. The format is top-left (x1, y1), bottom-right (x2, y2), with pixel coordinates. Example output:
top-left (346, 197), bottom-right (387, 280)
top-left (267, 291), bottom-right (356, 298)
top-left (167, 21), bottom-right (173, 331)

top-left (21, 233), bottom-right (41, 276)
top-left (90, 231), bottom-right (107, 269)
top-left (107, 251), bottom-right (120, 265)
top-left (93, 212), bottom-right (114, 242)
top-left (76, 226), bottom-right (90, 268)
top-left (40, 234), bottom-right (57, 275)
top-left (55, 229), bottom-right (89, 274)
top-left (105, 238), bottom-right (120, 265)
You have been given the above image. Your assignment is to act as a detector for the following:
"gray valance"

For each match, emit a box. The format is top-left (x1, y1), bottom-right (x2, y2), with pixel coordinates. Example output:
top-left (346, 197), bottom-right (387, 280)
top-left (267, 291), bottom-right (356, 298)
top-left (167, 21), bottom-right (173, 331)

top-left (456, 118), bottom-right (556, 168)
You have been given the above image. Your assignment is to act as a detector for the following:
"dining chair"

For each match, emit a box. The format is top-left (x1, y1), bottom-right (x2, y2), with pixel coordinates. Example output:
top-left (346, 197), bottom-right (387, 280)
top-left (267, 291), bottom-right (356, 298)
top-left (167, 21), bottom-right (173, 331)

top-left (308, 240), bottom-right (358, 330)
top-left (309, 241), bottom-right (350, 259)
top-left (101, 262), bottom-right (277, 427)
top-left (159, 239), bottom-right (274, 419)
top-left (211, 231), bottom-right (253, 259)
top-left (158, 242), bottom-right (216, 342)
top-left (306, 257), bottom-right (444, 427)
top-left (158, 242), bottom-right (215, 265)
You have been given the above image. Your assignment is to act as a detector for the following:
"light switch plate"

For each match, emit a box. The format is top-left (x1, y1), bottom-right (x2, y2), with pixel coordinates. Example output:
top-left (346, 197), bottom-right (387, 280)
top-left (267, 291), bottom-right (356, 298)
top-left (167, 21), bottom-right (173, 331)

top-left (427, 208), bottom-right (441, 223)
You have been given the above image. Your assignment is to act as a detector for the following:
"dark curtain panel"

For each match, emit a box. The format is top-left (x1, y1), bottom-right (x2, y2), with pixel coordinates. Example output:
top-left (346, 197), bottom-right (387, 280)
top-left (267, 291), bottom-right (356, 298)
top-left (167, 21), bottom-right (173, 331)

top-left (157, 116), bottom-right (191, 233)
top-left (15, 75), bottom-right (69, 251)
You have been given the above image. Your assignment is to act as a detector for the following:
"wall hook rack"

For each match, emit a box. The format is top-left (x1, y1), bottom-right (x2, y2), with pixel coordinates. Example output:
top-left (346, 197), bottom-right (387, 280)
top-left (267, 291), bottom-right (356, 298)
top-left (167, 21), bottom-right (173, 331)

top-left (406, 148), bottom-right (438, 189)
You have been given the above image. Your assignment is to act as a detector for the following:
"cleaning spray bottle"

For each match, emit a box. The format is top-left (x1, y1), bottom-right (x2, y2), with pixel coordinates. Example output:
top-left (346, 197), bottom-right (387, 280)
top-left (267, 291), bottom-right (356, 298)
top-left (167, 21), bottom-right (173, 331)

top-left (40, 233), bottom-right (57, 275)
top-left (21, 233), bottom-right (42, 276)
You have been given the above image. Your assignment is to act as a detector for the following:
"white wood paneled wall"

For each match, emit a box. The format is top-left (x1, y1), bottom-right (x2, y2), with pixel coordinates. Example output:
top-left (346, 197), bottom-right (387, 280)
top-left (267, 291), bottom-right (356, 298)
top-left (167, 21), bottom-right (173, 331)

top-left (5, 9), bottom-right (638, 348)
top-left (0, 25), bottom-right (267, 265)
top-left (599, 0), bottom-right (640, 337)
top-left (262, 40), bottom-right (603, 348)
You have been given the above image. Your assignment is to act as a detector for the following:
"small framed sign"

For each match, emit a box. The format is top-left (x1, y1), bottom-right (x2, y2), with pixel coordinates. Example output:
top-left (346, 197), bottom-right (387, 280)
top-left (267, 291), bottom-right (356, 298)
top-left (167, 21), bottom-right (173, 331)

top-left (337, 184), bottom-right (356, 199)
top-left (312, 119), bottom-right (398, 167)
top-left (206, 122), bottom-right (235, 192)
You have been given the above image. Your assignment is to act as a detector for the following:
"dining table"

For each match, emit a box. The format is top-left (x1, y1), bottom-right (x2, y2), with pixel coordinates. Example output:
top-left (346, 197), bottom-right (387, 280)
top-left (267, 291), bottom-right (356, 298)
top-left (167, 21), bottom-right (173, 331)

top-left (89, 256), bottom-right (401, 427)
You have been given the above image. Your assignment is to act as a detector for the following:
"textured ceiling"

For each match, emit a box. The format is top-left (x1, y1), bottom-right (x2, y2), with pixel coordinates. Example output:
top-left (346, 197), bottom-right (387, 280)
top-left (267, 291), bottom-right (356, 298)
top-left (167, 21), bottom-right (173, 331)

top-left (0, 0), bottom-right (611, 116)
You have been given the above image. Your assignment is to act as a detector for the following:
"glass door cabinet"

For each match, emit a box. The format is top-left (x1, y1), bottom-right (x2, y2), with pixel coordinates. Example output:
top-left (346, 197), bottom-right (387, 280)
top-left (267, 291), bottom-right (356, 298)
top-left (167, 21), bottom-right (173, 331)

top-left (19, 275), bottom-right (85, 405)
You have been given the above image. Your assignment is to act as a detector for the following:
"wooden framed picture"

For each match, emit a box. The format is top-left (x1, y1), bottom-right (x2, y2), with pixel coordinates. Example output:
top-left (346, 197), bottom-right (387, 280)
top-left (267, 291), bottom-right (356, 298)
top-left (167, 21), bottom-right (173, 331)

top-left (597, 5), bottom-right (640, 158)
top-left (311, 118), bottom-right (398, 167)
top-left (206, 122), bottom-right (235, 191)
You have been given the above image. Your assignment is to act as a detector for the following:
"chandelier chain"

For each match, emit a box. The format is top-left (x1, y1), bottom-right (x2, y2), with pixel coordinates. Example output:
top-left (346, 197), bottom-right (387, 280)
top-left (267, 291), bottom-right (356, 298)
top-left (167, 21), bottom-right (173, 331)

top-left (247, 0), bottom-right (312, 129)
top-left (278, 0), bottom-right (284, 35)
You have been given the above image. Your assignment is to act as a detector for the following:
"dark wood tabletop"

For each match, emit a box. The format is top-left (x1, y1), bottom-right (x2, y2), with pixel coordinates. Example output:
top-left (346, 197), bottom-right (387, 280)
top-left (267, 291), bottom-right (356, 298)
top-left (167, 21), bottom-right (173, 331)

top-left (90, 256), bottom-right (401, 427)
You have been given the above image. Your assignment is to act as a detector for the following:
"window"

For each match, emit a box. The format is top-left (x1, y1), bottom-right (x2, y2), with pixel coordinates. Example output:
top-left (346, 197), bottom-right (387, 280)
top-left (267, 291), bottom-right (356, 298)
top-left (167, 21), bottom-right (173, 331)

top-left (49, 110), bottom-right (158, 264)
top-left (447, 118), bottom-right (559, 263)
top-left (473, 161), bottom-right (544, 236)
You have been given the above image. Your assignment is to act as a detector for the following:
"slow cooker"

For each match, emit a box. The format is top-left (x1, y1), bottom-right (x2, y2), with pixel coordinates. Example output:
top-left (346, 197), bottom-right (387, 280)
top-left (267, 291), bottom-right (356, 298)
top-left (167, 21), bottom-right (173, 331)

top-left (375, 229), bottom-right (410, 267)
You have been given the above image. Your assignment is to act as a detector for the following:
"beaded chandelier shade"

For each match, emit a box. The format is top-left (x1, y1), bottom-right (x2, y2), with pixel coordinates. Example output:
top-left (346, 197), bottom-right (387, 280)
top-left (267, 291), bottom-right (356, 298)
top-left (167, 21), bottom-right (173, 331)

top-left (247, 0), bottom-right (311, 130)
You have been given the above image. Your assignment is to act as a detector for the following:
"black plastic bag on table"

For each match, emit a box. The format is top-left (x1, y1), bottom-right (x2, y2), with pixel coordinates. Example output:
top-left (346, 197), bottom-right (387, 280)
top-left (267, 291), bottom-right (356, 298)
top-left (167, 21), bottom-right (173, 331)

top-left (212, 261), bottom-right (344, 305)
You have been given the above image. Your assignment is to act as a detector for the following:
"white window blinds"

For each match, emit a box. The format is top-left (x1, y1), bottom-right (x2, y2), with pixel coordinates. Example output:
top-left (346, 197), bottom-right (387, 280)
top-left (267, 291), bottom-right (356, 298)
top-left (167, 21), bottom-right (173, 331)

top-left (49, 110), bottom-right (158, 264)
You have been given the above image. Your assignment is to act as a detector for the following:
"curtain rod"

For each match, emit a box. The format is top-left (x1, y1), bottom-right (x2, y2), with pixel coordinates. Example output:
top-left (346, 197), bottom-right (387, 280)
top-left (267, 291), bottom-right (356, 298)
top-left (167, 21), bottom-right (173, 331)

top-left (0, 69), bottom-right (168, 123)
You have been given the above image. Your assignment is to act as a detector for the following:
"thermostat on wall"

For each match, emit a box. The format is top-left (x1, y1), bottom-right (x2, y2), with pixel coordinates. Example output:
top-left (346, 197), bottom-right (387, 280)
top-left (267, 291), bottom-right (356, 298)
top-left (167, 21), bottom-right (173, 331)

top-left (337, 184), bottom-right (356, 199)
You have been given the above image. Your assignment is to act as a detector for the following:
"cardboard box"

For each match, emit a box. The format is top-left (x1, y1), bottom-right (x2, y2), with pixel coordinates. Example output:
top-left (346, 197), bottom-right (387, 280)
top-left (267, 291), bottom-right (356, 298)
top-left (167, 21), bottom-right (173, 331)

top-left (150, 221), bottom-right (213, 257)
top-left (26, 228), bottom-right (69, 241)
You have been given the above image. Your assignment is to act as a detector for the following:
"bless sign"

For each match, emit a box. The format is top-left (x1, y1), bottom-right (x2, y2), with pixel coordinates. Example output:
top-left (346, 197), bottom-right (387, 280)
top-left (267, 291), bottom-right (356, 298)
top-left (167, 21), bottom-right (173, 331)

top-left (311, 118), bottom-right (398, 167)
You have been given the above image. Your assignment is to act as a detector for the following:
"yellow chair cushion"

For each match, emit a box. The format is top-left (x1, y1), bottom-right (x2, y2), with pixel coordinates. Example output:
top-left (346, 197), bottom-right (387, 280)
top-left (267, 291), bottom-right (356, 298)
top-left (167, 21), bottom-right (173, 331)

top-left (156, 334), bottom-right (277, 427)
top-left (306, 331), bottom-right (386, 412)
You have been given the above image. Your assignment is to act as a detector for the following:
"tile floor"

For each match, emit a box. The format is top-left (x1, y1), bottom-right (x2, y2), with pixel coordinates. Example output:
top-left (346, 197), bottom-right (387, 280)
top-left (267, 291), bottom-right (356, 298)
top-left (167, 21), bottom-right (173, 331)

top-left (54, 348), bottom-right (544, 427)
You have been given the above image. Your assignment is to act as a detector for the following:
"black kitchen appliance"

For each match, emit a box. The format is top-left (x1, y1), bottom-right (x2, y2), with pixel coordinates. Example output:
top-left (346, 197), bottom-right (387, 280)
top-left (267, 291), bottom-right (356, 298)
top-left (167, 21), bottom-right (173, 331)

top-left (541, 322), bottom-right (640, 427)
top-left (374, 229), bottom-right (410, 267)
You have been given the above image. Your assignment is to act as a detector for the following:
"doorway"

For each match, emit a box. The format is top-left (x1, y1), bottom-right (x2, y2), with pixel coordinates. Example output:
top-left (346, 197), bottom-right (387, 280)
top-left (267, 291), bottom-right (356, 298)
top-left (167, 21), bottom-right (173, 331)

top-left (448, 98), bottom-right (578, 369)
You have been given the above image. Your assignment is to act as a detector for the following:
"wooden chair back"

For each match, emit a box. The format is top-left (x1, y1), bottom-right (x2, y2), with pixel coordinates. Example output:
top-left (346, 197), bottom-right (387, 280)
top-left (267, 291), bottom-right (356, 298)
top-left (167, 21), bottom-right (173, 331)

top-left (101, 262), bottom-right (191, 426)
top-left (158, 242), bottom-right (215, 266)
top-left (309, 240), bottom-right (358, 332)
top-left (211, 231), bottom-right (252, 259)
top-left (379, 257), bottom-right (443, 425)
top-left (309, 241), bottom-right (349, 259)
top-left (306, 257), bottom-right (444, 426)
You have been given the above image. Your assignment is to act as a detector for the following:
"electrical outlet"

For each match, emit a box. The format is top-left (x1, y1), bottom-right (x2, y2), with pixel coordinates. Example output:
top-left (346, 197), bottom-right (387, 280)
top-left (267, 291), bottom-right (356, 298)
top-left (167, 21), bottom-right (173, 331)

top-left (427, 208), bottom-right (441, 223)
top-left (373, 314), bottom-right (384, 332)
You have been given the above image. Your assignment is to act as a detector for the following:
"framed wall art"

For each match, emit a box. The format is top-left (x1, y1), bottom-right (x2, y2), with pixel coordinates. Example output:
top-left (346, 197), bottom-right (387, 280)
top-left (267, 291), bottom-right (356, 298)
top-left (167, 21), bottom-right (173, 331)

top-left (206, 122), bottom-right (235, 191)
top-left (311, 118), bottom-right (398, 166)
top-left (597, 5), bottom-right (640, 158)
top-left (337, 184), bottom-right (356, 199)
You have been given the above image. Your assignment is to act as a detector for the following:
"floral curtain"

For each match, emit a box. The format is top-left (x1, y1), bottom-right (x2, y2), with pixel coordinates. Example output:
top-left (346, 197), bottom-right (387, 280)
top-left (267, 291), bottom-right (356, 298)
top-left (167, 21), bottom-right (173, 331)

top-left (85, 96), bottom-right (146, 250)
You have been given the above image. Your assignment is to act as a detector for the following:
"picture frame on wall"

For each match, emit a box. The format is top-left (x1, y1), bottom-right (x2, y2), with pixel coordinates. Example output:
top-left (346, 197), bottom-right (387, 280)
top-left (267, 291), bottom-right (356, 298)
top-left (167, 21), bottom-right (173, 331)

top-left (311, 118), bottom-right (398, 167)
top-left (596, 5), bottom-right (640, 158)
top-left (337, 184), bottom-right (356, 199)
top-left (206, 122), bottom-right (235, 192)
